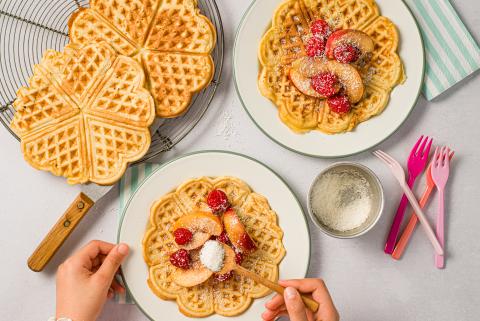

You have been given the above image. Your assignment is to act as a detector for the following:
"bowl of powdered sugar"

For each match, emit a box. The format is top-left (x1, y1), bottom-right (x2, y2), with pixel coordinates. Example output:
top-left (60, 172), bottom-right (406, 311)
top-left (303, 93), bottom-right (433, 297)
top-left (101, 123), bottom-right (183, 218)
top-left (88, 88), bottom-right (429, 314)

top-left (308, 162), bottom-right (384, 238)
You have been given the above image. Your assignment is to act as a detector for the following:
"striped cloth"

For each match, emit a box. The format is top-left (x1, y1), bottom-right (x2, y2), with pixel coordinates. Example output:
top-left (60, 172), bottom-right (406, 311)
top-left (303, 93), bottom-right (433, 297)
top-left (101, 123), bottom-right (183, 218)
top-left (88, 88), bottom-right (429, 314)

top-left (115, 0), bottom-right (480, 304)
top-left (404, 0), bottom-right (480, 100)
top-left (117, 163), bottom-right (160, 304)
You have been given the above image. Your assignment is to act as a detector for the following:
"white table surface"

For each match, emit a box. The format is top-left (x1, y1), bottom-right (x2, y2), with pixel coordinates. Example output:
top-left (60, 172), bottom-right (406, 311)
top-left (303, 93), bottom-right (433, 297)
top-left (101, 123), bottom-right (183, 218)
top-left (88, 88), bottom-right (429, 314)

top-left (1, 1), bottom-right (480, 320)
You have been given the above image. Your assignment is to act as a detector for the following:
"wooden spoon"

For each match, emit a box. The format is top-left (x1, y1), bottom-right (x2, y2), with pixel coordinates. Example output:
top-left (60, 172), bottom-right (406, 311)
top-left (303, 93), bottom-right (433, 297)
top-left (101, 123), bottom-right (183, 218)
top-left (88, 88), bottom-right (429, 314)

top-left (220, 244), bottom-right (319, 312)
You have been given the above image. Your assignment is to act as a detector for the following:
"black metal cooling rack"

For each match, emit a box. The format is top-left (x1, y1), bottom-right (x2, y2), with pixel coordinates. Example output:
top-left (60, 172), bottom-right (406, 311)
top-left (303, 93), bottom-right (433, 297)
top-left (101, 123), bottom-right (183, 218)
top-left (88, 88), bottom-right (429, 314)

top-left (0, 0), bottom-right (224, 162)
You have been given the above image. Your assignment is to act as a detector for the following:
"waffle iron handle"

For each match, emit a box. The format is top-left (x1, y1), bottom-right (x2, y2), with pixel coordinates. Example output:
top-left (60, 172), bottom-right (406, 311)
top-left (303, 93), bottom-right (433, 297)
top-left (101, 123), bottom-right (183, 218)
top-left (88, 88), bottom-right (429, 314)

top-left (27, 192), bottom-right (94, 272)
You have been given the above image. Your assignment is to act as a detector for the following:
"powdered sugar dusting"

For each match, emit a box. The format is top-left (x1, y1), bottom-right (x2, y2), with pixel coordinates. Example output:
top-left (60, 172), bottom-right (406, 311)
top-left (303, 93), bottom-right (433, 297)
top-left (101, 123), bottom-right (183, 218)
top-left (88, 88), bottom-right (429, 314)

top-left (200, 240), bottom-right (225, 272)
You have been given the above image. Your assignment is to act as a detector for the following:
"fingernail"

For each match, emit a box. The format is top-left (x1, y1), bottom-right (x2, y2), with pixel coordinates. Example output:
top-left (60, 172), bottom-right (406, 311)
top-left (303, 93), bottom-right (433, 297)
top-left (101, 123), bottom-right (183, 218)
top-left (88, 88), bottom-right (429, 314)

top-left (117, 243), bottom-right (129, 256)
top-left (284, 287), bottom-right (298, 300)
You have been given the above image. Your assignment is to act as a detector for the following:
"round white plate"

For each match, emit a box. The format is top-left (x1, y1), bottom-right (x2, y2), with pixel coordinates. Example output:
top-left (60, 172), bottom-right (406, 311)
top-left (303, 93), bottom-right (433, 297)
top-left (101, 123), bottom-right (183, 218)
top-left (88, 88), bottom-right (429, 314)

top-left (118, 151), bottom-right (311, 321)
top-left (233, 0), bottom-right (425, 158)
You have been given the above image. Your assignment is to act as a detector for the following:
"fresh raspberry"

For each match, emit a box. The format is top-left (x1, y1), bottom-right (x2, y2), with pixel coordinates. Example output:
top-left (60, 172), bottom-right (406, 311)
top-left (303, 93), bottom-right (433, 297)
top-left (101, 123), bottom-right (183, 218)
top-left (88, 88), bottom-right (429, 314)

top-left (217, 230), bottom-right (231, 245)
top-left (238, 233), bottom-right (257, 253)
top-left (333, 43), bottom-right (360, 64)
top-left (311, 19), bottom-right (331, 38)
top-left (207, 189), bottom-right (231, 214)
top-left (305, 36), bottom-right (326, 57)
top-left (234, 250), bottom-right (243, 265)
top-left (214, 271), bottom-right (233, 282)
top-left (169, 249), bottom-right (190, 269)
top-left (173, 228), bottom-right (193, 245)
top-left (310, 72), bottom-right (339, 97)
top-left (327, 95), bottom-right (351, 114)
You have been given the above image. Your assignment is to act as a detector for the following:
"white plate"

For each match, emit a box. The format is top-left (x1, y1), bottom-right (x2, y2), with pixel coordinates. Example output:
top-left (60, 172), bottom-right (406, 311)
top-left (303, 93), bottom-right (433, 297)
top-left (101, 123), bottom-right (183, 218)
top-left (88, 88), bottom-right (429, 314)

top-left (118, 151), bottom-right (310, 321)
top-left (233, 0), bottom-right (425, 158)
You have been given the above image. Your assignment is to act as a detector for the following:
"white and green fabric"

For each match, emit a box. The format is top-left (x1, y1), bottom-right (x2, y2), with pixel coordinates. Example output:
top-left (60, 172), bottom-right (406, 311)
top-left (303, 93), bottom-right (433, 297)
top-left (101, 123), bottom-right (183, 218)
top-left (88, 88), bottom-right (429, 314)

top-left (404, 0), bottom-right (480, 100)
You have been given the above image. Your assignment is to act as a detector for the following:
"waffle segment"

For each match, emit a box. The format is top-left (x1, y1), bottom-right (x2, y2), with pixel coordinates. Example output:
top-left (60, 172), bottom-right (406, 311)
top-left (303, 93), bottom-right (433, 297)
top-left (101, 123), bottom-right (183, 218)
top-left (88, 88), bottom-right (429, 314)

top-left (142, 176), bottom-right (285, 317)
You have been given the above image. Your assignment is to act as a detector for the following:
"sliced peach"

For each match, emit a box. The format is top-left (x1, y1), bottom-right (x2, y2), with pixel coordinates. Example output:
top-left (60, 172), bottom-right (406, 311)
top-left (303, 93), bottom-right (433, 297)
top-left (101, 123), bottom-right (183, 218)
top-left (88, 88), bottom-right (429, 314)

top-left (326, 29), bottom-right (374, 62)
top-left (223, 208), bottom-right (257, 254)
top-left (173, 211), bottom-right (222, 250)
top-left (172, 249), bottom-right (213, 287)
top-left (290, 58), bottom-right (364, 103)
top-left (216, 243), bottom-right (236, 275)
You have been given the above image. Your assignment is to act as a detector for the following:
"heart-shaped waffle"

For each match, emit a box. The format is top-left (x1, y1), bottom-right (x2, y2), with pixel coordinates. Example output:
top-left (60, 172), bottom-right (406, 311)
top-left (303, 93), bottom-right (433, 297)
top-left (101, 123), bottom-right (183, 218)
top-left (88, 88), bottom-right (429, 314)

top-left (10, 42), bottom-right (155, 185)
top-left (258, 0), bottom-right (404, 134)
top-left (69, 0), bottom-right (216, 118)
top-left (142, 176), bottom-right (286, 317)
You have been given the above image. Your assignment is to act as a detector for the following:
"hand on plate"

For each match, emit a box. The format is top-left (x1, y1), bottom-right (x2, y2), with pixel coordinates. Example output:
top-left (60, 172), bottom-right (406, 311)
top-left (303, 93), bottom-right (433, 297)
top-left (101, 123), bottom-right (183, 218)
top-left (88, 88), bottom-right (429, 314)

top-left (262, 279), bottom-right (339, 321)
top-left (56, 240), bottom-right (129, 321)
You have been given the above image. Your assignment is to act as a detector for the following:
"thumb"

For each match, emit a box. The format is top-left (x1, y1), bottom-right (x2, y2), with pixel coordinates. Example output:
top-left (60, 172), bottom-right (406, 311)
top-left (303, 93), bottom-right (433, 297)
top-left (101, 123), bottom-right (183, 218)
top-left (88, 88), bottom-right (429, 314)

top-left (284, 287), bottom-right (308, 321)
top-left (96, 243), bottom-right (129, 283)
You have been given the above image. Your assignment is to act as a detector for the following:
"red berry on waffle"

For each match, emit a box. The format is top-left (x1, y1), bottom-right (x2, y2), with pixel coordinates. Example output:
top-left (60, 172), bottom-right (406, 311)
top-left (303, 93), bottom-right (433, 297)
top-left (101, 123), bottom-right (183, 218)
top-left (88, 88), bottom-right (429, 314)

top-left (333, 43), bottom-right (360, 64)
top-left (311, 72), bottom-right (340, 97)
top-left (306, 36), bottom-right (326, 57)
top-left (328, 95), bottom-right (351, 114)
top-left (170, 249), bottom-right (190, 269)
top-left (311, 19), bottom-right (331, 38)
top-left (174, 228), bottom-right (193, 245)
top-left (207, 189), bottom-right (231, 214)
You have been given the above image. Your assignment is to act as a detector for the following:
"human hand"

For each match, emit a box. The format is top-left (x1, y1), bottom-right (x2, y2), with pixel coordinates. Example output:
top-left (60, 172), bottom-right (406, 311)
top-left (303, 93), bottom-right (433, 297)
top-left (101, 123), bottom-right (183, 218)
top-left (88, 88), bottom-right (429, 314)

top-left (262, 279), bottom-right (339, 321)
top-left (56, 240), bottom-right (130, 321)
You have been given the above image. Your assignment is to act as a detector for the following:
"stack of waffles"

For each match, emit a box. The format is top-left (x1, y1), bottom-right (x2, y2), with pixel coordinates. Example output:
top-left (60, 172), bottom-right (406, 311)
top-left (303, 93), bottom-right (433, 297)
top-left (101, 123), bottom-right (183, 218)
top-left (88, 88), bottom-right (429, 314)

top-left (259, 0), bottom-right (404, 134)
top-left (142, 176), bottom-right (286, 317)
top-left (11, 0), bottom-right (216, 184)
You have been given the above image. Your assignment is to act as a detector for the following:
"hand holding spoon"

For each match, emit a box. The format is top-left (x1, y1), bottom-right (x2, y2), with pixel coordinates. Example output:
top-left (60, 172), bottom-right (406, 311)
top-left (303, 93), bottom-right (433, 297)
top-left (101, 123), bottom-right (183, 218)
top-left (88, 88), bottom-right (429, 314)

top-left (218, 244), bottom-right (319, 312)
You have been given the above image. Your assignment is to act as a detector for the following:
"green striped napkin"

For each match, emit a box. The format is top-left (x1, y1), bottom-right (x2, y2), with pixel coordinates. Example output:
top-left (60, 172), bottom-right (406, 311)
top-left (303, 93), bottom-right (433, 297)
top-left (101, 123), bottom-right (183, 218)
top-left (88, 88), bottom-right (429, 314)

top-left (404, 0), bottom-right (480, 100)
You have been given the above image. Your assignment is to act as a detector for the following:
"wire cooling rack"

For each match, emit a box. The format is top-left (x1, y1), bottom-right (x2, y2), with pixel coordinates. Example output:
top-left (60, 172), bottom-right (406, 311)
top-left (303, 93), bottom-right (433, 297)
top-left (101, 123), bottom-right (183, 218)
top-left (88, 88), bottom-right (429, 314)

top-left (0, 0), bottom-right (224, 163)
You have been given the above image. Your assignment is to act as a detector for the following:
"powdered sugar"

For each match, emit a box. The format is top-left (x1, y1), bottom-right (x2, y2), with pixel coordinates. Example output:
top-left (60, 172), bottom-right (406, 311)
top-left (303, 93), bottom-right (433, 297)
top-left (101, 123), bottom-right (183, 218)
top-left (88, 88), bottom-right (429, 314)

top-left (200, 240), bottom-right (225, 272)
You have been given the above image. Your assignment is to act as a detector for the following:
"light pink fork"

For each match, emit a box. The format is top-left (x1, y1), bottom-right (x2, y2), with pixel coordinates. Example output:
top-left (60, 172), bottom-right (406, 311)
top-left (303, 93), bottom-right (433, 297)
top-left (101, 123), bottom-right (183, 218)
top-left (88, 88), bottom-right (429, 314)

top-left (373, 150), bottom-right (443, 255)
top-left (384, 136), bottom-right (433, 254)
top-left (431, 146), bottom-right (451, 269)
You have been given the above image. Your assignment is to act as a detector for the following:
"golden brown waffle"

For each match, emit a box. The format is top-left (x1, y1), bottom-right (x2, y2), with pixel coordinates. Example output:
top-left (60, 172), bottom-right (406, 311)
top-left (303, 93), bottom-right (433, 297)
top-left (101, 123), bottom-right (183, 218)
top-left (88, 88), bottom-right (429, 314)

top-left (10, 42), bottom-right (155, 185)
top-left (70, 0), bottom-right (216, 118)
top-left (258, 0), bottom-right (404, 134)
top-left (143, 176), bottom-right (286, 317)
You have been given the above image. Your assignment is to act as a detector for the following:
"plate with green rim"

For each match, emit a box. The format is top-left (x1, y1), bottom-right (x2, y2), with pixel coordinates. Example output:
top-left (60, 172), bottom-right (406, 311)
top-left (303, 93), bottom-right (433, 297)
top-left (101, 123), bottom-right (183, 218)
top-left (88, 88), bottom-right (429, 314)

top-left (117, 150), bottom-right (310, 320)
top-left (233, 0), bottom-right (425, 158)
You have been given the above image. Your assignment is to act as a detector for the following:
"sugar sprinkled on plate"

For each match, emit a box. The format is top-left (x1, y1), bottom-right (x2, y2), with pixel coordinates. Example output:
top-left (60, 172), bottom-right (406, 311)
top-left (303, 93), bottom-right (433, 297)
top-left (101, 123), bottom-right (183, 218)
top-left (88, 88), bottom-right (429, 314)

top-left (200, 240), bottom-right (225, 272)
top-left (310, 168), bottom-right (372, 232)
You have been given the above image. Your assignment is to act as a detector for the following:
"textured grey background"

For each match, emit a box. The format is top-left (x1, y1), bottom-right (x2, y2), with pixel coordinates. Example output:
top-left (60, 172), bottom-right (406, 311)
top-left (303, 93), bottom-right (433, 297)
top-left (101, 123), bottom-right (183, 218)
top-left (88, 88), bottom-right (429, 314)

top-left (1, 1), bottom-right (479, 320)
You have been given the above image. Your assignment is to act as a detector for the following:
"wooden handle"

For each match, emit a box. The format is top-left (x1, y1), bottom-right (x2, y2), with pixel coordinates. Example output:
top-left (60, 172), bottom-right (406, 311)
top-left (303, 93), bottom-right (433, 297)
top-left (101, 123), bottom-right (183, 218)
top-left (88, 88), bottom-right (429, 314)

top-left (27, 192), bottom-right (94, 272)
top-left (234, 265), bottom-right (319, 312)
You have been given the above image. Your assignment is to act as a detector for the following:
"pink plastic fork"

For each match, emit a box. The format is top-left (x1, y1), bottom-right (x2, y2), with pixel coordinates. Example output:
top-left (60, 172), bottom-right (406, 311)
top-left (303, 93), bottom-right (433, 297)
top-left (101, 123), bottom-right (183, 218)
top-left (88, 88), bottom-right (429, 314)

top-left (431, 146), bottom-right (451, 269)
top-left (373, 150), bottom-right (443, 255)
top-left (384, 136), bottom-right (433, 254)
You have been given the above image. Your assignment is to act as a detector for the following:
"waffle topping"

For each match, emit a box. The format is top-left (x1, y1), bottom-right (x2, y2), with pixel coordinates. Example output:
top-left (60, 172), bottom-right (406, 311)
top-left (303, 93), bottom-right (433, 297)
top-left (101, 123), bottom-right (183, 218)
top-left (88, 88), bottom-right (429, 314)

top-left (311, 72), bottom-right (341, 97)
top-left (207, 189), bottom-right (231, 214)
top-left (174, 228), bottom-right (193, 245)
top-left (326, 29), bottom-right (374, 64)
top-left (170, 249), bottom-right (190, 269)
top-left (333, 43), bottom-right (361, 64)
top-left (223, 208), bottom-right (257, 254)
top-left (306, 36), bottom-right (326, 57)
top-left (310, 19), bottom-right (332, 39)
top-left (199, 240), bottom-right (225, 272)
top-left (327, 95), bottom-right (351, 114)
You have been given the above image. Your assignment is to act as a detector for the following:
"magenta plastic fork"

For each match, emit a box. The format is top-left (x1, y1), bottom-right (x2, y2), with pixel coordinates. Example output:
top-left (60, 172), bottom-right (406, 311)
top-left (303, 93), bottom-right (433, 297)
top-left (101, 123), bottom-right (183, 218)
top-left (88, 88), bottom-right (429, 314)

top-left (384, 136), bottom-right (433, 254)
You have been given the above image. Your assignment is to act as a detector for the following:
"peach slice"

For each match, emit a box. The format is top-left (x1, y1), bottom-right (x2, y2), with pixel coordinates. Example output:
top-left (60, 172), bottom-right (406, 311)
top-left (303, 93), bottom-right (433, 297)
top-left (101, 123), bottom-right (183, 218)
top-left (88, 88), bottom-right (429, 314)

top-left (172, 249), bottom-right (213, 287)
top-left (290, 58), bottom-right (364, 103)
top-left (173, 211), bottom-right (222, 250)
top-left (223, 208), bottom-right (257, 254)
top-left (325, 29), bottom-right (374, 62)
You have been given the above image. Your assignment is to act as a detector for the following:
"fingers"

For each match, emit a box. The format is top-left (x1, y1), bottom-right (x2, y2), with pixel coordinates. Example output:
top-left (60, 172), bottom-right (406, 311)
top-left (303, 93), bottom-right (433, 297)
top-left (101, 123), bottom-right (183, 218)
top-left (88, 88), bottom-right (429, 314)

top-left (73, 240), bottom-right (116, 270)
top-left (283, 287), bottom-right (308, 321)
top-left (95, 243), bottom-right (129, 284)
top-left (265, 293), bottom-right (284, 310)
top-left (262, 307), bottom-right (287, 321)
top-left (280, 278), bottom-right (332, 303)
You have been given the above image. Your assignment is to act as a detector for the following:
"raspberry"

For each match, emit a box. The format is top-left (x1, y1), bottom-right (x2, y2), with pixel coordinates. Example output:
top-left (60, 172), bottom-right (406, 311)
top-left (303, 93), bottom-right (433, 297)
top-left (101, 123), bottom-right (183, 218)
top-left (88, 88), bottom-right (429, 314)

top-left (234, 250), bottom-right (243, 265)
top-left (207, 189), bottom-right (231, 214)
top-left (333, 43), bottom-right (360, 64)
top-left (214, 271), bottom-right (233, 282)
top-left (238, 233), bottom-right (257, 253)
top-left (169, 249), bottom-right (190, 269)
top-left (310, 72), bottom-right (339, 97)
top-left (311, 19), bottom-right (331, 38)
top-left (327, 95), bottom-right (351, 114)
top-left (305, 36), bottom-right (326, 57)
top-left (173, 228), bottom-right (193, 245)
top-left (217, 230), bottom-right (231, 245)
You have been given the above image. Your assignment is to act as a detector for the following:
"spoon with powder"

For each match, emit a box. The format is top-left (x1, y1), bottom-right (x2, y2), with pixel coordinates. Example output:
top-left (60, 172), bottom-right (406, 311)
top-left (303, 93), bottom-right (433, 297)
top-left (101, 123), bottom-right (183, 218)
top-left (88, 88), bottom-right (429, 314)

top-left (200, 240), bottom-right (319, 312)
